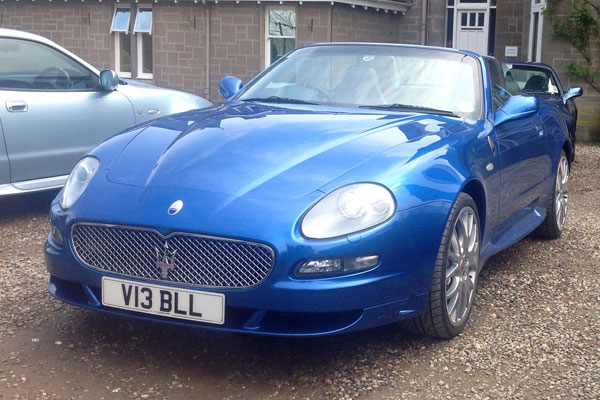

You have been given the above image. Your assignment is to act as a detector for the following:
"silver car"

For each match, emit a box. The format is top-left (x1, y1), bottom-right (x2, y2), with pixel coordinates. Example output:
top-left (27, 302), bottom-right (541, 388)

top-left (0, 28), bottom-right (211, 196)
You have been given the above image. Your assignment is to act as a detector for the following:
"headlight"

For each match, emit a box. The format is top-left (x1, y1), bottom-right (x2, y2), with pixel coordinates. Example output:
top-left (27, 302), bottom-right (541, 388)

top-left (301, 183), bottom-right (395, 239)
top-left (59, 157), bottom-right (100, 209)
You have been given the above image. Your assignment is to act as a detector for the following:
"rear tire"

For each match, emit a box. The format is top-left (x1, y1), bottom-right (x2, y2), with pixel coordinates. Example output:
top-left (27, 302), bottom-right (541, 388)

top-left (535, 150), bottom-right (569, 239)
top-left (403, 193), bottom-right (480, 339)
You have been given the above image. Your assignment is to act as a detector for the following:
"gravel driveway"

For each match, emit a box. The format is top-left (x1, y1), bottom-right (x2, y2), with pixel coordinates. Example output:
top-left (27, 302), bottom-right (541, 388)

top-left (0, 144), bottom-right (598, 400)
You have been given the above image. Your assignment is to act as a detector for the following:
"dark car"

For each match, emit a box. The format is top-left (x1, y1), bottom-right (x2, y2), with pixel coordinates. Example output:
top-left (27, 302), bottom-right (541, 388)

top-left (505, 61), bottom-right (582, 157)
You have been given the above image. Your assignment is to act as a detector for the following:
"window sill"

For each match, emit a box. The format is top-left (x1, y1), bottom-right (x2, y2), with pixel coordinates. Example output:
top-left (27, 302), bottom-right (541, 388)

top-left (136, 73), bottom-right (154, 80)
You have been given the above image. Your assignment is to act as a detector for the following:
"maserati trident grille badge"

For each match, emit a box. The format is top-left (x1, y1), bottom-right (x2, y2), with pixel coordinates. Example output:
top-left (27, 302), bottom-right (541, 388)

top-left (155, 241), bottom-right (178, 279)
top-left (168, 200), bottom-right (184, 216)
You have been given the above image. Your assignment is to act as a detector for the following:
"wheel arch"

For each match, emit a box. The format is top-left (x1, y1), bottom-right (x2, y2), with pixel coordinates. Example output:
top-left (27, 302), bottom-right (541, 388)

top-left (562, 139), bottom-right (574, 167)
top-left (460, 178), bottom-right (487, 235)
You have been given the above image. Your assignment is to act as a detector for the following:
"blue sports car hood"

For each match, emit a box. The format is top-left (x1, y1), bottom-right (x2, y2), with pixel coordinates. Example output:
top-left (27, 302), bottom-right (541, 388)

top-left (106, 103), bottom-right (456, 199)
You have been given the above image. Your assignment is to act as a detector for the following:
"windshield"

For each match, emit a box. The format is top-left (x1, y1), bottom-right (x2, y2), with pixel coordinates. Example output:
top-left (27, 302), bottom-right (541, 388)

top-left (239, 44), bottom-right (482, 119)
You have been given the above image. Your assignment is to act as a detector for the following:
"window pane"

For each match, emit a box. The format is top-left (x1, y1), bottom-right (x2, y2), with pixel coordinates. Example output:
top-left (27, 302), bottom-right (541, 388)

top-left (141, 33), bottom-right (153, 74)
top-left (112, 8), bottom-right (130, 32)
top-left (119, 33), bottom-right (131, 73)
top-left (269, 10), bottom-right (296, 37)
top-left (508, 66), bottom-right (559, 95)
top-left (0, 38), bottom-right (97, 90)
top-left (461, 12), bottom-right (468, 26)
top-left (478, 12), bottom-right (485, 26)
top-left (488, 8), bottom-right (496, 55)
top-left (469, 13), bottom-right (476, 26)
top-left (134, 8), bottom-right (152, 33)
top-left (270, 38), bottom-right (295, 64)
top-left (446, 8), bottom-right (454, 47)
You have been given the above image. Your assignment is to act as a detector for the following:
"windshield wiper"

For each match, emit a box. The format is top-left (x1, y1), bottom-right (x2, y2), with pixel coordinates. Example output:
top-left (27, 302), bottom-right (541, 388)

top-left (242, 96), bottom-right (318, 105)
top-left (360, 103), bottom-right (460, 118)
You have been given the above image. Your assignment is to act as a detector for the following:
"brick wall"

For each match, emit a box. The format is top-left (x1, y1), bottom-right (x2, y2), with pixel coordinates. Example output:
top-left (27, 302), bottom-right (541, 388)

top-left (297, 4), bottom-right (331, 45)
top-left (332, 5), bottom-right (403, 44)
top-left (493, 0), bottom-right (527, 61)
top-left (0, 3), bottom-right (113, 70)
top-left (153, 4), bottom-right (207, 96)
top-left (424, 0), bottom-right (446, 48)
top-left (208, 3), bottom-right (262, 100)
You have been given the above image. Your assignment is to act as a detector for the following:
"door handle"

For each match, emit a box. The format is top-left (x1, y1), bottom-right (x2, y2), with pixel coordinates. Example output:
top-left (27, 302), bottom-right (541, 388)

top-left (6, 100), bottom-right (28, 112)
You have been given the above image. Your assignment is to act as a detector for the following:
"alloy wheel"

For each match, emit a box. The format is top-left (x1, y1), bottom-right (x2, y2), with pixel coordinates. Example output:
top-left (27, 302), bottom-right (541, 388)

top-left (555, 155), bottom-right (569, 231)
top-left (445, 206), bottom-right (479, 326)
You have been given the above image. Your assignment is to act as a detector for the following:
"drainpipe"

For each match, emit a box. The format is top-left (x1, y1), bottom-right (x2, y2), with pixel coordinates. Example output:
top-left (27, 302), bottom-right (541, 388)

top-left (420, 0), bottom-right (428, 45)
top-left (329, 3), bottom-right (334, 42)
top-left (205, 4), bottom-right (211, 100)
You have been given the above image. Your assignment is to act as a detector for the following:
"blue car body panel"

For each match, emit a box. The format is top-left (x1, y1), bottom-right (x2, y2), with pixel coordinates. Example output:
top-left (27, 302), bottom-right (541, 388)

top-left (44, 44), bottom-right (570, 336)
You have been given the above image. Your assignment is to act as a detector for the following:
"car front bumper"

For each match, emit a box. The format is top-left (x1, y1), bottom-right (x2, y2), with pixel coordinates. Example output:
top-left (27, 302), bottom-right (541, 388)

top-left (45, 182), bottom-right (451, 336)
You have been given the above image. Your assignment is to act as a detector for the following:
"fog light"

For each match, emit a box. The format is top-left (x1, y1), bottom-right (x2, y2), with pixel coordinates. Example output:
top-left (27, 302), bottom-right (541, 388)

top-left (295, 255), bottom-right (380, 277)
top-left (51, 225), bottom-right (63, 246)
top-left (297, 259), bottom-right (342, 275)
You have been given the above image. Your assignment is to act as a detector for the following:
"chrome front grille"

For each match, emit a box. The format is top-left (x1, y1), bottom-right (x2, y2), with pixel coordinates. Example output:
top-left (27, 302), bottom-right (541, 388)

top-left (70, 223), bottom-right (275, 288)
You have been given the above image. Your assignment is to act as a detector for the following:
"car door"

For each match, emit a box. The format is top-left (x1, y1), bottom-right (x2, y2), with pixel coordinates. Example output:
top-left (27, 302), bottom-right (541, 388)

top-left (495, 110), bottom-right (547, 218)
top-left (0, 36), bottom-right (135, 183)
top-left (0, 120), bottom-right (9, 186)
top-left (486, 58), bottom-right (548, 218)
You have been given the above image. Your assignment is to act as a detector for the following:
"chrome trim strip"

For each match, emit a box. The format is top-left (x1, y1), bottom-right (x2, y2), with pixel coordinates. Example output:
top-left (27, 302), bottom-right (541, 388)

top-left (0, 175), bottom-right (68, 196)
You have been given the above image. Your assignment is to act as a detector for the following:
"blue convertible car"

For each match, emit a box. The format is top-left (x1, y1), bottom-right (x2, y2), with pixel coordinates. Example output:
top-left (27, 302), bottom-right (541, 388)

top-left (45, 44), bottom-right (579, 339)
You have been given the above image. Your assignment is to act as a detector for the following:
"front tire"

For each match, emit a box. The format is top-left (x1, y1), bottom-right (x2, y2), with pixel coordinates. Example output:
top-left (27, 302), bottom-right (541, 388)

top-left (535, 150), bottom-right (569, 239)
top-left (403, 193), bottom-right (480, 339)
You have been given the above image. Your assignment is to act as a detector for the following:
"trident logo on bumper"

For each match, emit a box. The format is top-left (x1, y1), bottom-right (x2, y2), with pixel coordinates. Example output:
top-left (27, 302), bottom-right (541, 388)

top-left (155, 242), bottom-right (177, 279)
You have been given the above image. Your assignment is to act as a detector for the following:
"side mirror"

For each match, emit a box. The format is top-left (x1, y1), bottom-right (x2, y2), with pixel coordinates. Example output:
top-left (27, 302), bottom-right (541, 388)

top-left (494, 95), bottom-right (539, 126)
top-left (563, 86), bottom-right (583, 104)
top-left (99, 70), bottom-right (119, 91)
top-left (218, 76), bottom-right (243, 100)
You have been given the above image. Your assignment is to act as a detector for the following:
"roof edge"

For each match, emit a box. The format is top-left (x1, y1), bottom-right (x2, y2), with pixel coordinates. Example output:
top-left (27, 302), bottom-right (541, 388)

top-left (182, 0), bottom-right (412, 13)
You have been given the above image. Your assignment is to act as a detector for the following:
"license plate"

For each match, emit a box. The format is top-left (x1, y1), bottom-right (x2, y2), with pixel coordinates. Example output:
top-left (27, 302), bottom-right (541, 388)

top-left (101, 277), bottom-right (225, 325)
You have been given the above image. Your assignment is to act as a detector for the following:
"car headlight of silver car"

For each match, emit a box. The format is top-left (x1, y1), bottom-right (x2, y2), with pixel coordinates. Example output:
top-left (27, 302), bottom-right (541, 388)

top-left (301, 183), bottom-right (396, 239)
top-left (59, 157), bottom-right (100, 209)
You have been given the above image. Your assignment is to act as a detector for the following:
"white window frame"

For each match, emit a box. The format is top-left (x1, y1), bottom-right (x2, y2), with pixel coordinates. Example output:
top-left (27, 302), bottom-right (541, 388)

top-left (134, 5), bottom-right (153, 79)
top-left (136, 34), bottom-right (153, 80)
top-left (113, 4), bottom-right (132, 78)
top-left (528, 0), bottom-right (546, 62)
top-left (133, 6), bottom-right (153, 35)
top-left (265, 5), bottom-right (296, 66)
top-left (110, 6), bottom-right (132, 34)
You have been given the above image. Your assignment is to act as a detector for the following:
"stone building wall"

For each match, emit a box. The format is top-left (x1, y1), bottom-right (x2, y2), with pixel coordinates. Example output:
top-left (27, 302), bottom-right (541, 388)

top-left (296, 4), bottom-right (331, 46)
top-left (152, 4), bottom-right (207, 97)
top-left (424, 0), bottom-right (446, 48)
top-left (493, 0), bottom-right (527, 61)
top-left (208, 3), bottom-right (262, 100)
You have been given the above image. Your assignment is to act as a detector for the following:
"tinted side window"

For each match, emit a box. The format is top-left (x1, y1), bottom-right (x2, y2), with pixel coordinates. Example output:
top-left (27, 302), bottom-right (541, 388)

top-left (507, 65), bottom-right (560, 95)
top-left (501, 61), bottom-right (522, 95)
top-left (0, 38), bottom-right (99, 91)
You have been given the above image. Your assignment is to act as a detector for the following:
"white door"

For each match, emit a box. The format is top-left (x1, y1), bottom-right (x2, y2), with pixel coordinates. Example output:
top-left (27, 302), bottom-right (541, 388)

top-left (456, 10), bottom-right (488, 55)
